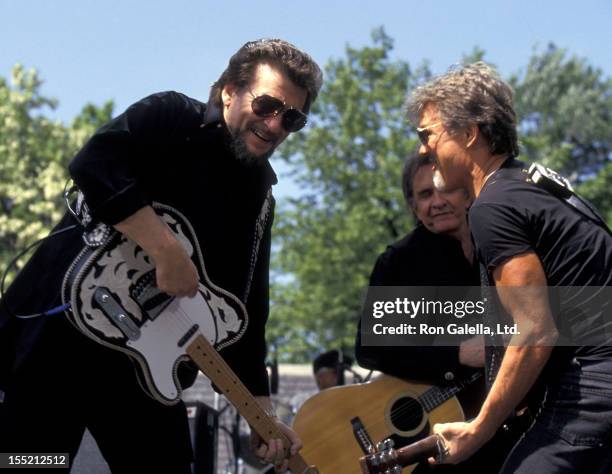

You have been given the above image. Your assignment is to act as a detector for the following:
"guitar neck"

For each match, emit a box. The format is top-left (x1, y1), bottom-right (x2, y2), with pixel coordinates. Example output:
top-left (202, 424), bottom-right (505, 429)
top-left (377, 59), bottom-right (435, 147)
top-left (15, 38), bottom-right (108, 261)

top-left (359, 435), bottom-right (440, 474)
top-left (186, 335), bottom-right (316, 474)
top-left (418, 372), bottom-right (482, 412)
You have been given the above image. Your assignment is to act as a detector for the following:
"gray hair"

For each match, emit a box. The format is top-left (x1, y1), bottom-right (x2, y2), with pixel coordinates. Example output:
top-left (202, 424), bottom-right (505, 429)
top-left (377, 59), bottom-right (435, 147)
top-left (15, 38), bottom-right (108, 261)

top-left (405, 62), bottom-right (519, 158)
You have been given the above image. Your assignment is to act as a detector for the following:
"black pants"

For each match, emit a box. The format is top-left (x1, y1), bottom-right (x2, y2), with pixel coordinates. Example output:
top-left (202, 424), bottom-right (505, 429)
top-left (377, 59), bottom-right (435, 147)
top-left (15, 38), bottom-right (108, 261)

top-left (500, 358), bottom-right (612, 473)
top-left (0, 315), bottom-right (193, 473)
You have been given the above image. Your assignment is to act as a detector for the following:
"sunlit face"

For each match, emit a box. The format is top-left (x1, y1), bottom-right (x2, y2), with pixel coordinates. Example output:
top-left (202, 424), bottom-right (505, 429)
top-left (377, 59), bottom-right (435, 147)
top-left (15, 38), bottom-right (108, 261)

top-left (417, 103), bottom-right (472, 191)
top-left (314, 368), bottom-right (338, 391)
top-left (222, 63), bottom-right (308, 165)
top-left (412, 164), bottom-right (471, 235)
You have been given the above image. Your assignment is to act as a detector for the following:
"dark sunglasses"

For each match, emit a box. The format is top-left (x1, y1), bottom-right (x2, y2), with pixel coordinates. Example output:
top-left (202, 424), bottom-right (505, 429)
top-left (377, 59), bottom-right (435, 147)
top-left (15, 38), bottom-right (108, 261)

top-left (250, 94), bottom-right (308, 133)
top-left (416, 122), bottom-right (442, 145)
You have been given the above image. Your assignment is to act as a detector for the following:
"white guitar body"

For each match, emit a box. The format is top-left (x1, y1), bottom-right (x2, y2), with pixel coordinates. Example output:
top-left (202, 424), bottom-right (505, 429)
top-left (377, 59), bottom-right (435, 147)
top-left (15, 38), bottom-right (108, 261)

top-left (62, 203), bottom-right (248, 405)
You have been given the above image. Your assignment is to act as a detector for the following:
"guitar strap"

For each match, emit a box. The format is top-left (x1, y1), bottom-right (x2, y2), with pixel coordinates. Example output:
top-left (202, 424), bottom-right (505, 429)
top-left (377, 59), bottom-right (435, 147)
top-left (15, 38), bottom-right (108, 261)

top-left (242, 187), bottom-right (275, 303)
top-left (479, 262), bottom-right (507, 390)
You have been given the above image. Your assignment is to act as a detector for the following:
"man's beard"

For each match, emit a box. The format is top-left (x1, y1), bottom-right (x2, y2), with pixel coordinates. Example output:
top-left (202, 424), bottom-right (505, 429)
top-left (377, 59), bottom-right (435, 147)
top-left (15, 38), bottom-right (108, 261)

top-left (228, 128), bottom-right (276, 166)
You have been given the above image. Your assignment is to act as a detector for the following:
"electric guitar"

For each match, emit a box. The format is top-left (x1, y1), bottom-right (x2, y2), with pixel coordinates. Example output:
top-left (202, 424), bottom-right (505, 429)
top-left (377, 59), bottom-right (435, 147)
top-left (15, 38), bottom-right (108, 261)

top-left (292, 373), bottom-right (481, 474)
top-left (62, 202), bottom-right (318, 474)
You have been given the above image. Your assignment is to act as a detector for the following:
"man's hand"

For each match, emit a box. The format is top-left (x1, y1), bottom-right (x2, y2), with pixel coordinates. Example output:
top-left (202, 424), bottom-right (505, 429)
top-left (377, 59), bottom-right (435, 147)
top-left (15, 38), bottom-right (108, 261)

top-left (429, 420), bottom-right (491, 465)
top-left (250, 419), bottom-right (302, 473)
top-left (114, 206), bottom-right (199, 297)
top-left (151, 239), bottom-right (199, 297)
top-left (458, 335), bottom-right (485, 368)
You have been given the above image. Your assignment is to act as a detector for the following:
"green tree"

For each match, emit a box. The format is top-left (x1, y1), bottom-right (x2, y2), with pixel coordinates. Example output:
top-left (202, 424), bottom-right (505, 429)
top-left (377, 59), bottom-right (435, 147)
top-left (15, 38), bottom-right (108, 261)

top-left (268, 28), bottom-right (431, 361)
top-left (0, 65), bottom-right (113, 280)
top-left (510, 44), bottom-right (612, 193)
top-left (269, 34), bottom-right (611, 362)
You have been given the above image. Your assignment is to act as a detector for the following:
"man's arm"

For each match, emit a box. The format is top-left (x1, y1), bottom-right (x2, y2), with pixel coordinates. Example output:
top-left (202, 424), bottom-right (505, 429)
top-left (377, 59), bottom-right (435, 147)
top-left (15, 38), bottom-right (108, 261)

top-left (114, 206), bottom-right (199, 297)
top-left (430, 252), bottom-right (558, 464)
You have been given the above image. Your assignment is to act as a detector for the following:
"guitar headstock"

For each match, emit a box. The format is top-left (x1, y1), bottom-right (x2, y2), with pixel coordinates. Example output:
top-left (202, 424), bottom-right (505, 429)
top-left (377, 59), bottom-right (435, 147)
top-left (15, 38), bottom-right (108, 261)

top-left (359, 435), bottom-right (441, 474)
top-left (359, 439), bottom-right (402, 474)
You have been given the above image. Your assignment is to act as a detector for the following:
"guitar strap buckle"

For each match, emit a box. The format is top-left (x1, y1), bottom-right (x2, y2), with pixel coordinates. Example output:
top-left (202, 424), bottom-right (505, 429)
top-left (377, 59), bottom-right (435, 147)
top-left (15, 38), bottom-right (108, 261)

top-left (64, 184), bottom-right (111, 248)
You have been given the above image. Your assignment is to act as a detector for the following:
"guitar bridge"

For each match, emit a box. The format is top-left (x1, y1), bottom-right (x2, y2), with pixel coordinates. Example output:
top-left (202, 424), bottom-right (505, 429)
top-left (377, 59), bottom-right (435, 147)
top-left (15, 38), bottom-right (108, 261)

top-left (351, 417), bottom-right (375, 455)
top-left (94, 287), bottom-right (141, 340)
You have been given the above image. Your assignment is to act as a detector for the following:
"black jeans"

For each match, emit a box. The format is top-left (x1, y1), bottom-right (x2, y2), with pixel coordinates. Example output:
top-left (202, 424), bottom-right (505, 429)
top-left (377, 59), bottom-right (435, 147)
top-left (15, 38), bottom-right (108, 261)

top-left (501, 358), bottom-right (612, 473)
top-left (0, 316), bottom-right (193, 473)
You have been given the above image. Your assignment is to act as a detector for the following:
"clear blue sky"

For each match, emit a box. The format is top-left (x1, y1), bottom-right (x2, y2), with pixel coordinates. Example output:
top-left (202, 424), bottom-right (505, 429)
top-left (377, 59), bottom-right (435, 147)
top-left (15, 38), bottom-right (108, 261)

top-left (2, 0), bottom-right (611, 196)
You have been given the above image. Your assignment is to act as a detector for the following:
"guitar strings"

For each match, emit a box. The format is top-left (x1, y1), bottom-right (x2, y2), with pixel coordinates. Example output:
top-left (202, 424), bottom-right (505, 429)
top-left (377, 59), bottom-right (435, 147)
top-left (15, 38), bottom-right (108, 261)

top-left (160, 304), bottom-right (454, 456)
top-left (171, 306), bottom-right (303, 464)
top-left (291, 383), bottom-right (461, 455)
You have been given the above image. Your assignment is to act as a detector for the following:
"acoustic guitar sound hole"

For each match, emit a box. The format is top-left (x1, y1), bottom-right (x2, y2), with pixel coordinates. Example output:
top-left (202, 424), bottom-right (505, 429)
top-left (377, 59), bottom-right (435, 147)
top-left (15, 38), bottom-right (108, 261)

top-left (390, 397), bottom-right (423, 431)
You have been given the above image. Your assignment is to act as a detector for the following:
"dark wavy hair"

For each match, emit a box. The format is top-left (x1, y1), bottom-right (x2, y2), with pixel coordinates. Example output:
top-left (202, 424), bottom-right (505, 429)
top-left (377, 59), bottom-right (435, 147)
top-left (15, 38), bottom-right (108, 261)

top-left (210, 39), bottom-right (323, 113)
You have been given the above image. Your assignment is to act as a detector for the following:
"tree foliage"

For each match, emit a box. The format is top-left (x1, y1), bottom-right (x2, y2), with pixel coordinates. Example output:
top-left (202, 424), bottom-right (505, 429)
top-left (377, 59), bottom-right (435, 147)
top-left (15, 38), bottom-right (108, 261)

top-left (0, 65), bottom-right (113, 280)
top-left (509, 44), bottom-right (612, 221)
top-left (269, 32), bottom-right (612, 362)
top-left (1, 36), bottom-right (610, 363)
top-left (268, 29), bottom-right (431, 361)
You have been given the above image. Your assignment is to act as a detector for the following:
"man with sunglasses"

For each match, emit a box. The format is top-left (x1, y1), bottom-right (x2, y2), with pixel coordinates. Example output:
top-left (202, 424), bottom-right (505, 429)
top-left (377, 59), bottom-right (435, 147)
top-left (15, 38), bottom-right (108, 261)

top-left (0, 39), bottom-right (322, 473)
top-left (405, 62), bottom-right (612, 473)
top-left (356, 151), bottom-right (526, 473)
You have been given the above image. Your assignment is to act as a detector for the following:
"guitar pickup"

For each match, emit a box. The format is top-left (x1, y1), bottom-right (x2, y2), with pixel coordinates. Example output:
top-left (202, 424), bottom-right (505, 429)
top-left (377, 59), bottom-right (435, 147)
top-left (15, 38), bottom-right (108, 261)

top-left (130, 270), bottom-right (174, 320)
top-left (94, 287), bottom-right (141, 340)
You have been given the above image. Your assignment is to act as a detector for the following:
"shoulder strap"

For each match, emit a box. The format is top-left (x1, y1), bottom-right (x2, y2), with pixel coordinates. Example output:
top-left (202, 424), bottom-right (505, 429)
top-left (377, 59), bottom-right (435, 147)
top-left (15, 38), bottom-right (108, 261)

top-left (498, 163), bottom-right (612, 235)
top-left (478, 262), bottom-right (506, 390)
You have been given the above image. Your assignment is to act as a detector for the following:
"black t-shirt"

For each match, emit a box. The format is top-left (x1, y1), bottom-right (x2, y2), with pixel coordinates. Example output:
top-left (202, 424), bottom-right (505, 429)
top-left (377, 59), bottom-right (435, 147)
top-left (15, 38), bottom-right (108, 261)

top-left (469, 158), bottom-right (612, 363)
top-left (0, 92), bottom-right (276, 395)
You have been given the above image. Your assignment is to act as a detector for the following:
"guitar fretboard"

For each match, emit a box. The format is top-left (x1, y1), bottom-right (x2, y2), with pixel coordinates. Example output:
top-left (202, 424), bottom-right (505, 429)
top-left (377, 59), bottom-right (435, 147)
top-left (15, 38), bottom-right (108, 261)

top-left (417, 372), bottom-right (482, 412)
top-left (186, 335), bottom-right (317, 474)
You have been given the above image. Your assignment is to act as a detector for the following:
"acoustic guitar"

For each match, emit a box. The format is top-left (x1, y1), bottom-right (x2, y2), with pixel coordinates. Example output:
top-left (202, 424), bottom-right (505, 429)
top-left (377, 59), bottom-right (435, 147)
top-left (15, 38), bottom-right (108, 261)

top-left (293, 373), bottom-right (481, 473)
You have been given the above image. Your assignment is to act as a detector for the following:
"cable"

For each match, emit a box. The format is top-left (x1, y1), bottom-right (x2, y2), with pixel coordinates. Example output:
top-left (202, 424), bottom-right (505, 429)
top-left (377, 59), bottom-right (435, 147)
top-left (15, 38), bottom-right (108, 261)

top-left (0, 224), bottom-right (80, 320)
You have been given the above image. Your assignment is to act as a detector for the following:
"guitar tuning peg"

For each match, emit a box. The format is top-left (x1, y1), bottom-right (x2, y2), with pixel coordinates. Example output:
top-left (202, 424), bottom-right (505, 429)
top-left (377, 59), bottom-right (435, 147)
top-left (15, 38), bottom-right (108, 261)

top-left (383, 438), bottom-right (395, 450)
top-left (384, 468), bottom-right (401, 474)
top-left (368, 454), bottom-right (380, 467)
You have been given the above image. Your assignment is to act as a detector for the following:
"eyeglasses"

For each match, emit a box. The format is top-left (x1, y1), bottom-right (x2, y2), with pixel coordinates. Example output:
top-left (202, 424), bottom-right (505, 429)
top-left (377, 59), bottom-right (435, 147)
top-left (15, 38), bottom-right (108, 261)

top-left (250, 93), bottom-right (308, 133)
top-left (416, 122), bottom-right (442, 145)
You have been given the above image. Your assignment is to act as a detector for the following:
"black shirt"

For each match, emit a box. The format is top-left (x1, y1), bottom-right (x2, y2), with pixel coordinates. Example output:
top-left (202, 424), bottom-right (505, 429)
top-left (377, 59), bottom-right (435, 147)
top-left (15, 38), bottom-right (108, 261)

top-left (356, 225), bottom-right (481, 384)
top-left (469, 158), bottom-right (612, 364)
top-left (1, 91), bottom-right (276, 395)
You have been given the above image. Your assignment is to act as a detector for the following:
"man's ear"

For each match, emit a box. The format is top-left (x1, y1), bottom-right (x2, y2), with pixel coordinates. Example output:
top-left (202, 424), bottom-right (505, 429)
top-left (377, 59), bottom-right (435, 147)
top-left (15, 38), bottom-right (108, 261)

top-left (465, 123), bottom-right (479, 148)
top-left (221, 84), bottom-right (237, 108)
